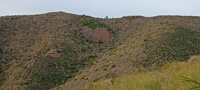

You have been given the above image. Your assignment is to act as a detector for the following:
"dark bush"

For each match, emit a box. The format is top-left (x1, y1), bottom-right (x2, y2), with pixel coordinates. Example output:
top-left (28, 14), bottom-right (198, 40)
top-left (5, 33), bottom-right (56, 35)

top-left (0, 48), bottom-right (3, 53)
top-left (97, 40), bottom-right (103, 44)
top-left (0, 72), bottom-right (5, 86)
top-left (111, 65), bottom-right (116, 68)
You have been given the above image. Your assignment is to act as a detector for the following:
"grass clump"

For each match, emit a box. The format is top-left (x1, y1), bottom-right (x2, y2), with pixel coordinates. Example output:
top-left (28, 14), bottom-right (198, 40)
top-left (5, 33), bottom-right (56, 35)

top-left (82, 20), bottom-right (114, 33)
top-left (82, 20), bottom-right (117, 36)
top-left (180, 76), bottom-right (200, 90)
top-left (82, 20), bottom-right (107, 29)
top-left (79, 56), bottom-right (200, 90)
top-left (0, 72), bottom-right (5, 86)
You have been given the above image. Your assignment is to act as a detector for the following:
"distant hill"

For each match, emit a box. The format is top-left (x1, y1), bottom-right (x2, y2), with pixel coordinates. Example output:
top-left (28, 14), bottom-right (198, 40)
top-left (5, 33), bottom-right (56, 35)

top-left (0, 12), bottom-right (200, 90)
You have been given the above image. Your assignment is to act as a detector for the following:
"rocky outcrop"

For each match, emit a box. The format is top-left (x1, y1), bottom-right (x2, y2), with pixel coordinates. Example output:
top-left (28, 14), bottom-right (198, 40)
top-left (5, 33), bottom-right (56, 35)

top-left (81, 27), bottom-right (112, 42)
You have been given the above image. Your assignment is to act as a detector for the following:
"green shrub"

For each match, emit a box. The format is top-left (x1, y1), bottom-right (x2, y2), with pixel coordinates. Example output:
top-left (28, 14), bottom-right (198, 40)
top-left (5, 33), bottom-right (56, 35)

top-left (81, 49), bottom-right (86, 53)
top-left (82, 20), bottom-right (106, 29)
top-left (111, 65), bottom-right (116, 68)
top-left (0, 72), bottom-right (5, 86)
top-left (111, 31), bottom-right (116, 35)
top-left (97, 40), bottom-right (103, 44)
top-left (82, 20), bottom-right (116, 36)
top-left (85, 39), bottom-right (93, 43)
top-left (191, 37), bottom-right (199, 43)
top-left (82, 20), bottom-right (107, 29)
top-left (85, 39), bottom-right (89, 42)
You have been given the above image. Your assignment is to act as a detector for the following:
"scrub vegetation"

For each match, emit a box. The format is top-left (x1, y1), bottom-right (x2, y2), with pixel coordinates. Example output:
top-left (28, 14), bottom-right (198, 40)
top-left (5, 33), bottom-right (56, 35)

top-left (0, 12), bottom-right (200, 90)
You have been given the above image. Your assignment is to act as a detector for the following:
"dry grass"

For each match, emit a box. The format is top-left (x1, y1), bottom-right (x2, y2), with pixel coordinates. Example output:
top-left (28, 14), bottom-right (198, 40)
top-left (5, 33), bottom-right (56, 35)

top-left (79, 56), bottom-right (200, 90)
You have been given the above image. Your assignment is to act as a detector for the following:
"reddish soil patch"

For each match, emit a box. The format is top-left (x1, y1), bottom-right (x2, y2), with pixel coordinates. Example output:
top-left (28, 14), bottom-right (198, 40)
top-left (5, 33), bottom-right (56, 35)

top-left (188, 55), bottom-right (198, 62)
top-left (48, 49), bottom-right (62, 58)
top-left (45, 46), bottom-right (49, 49)
top-left (81, 27), bottom-right (112, 42)
top-left (55, 45), bottom-right (61, 48)
top-left (19, 49), bottom-right (23, 54)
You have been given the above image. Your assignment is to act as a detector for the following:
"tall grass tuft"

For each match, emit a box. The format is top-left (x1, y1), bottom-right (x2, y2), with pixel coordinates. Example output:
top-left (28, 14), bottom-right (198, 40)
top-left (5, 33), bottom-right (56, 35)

top-left (180, 76), bottom-right (200, 90)
top-left (80, 56), bottom-right (200, 90)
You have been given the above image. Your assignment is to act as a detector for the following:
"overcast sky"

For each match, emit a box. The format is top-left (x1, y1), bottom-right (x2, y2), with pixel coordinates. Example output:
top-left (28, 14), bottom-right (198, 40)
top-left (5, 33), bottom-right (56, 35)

top-left (0, 0), bottom-right (200, 18)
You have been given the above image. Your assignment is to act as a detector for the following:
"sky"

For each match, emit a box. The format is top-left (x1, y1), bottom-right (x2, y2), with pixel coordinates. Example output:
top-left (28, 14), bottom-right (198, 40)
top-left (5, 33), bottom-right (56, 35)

top-left (0, 0), bottom-right (200, 18)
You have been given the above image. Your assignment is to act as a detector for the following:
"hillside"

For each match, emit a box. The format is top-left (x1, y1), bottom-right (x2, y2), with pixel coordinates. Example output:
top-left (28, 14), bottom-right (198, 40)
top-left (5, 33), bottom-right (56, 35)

top-left (79, 56), bottom-right (200, 90)
top-left (0, 12), bottom-right (200, 90)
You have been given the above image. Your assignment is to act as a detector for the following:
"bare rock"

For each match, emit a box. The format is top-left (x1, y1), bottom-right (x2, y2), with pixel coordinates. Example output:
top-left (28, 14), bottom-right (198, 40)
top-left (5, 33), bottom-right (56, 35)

top-left (81, 27), bottom-right (112, 42)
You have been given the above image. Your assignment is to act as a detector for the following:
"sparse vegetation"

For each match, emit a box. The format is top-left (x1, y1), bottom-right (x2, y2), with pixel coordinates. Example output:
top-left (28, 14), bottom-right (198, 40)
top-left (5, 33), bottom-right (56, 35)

top-left (141, 26), bottom-right (200, 68)
top-left (1, 12), bottom-right (200, 90)
top-left (82, 20), bottom-right (107, 29)
top-left (24, 41), bottom-right (98, 90)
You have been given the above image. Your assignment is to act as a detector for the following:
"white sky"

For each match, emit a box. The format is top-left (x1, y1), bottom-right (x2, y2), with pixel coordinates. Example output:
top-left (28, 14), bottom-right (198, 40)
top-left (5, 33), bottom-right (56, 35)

top-left (0, 0), bottom-right (200, 18)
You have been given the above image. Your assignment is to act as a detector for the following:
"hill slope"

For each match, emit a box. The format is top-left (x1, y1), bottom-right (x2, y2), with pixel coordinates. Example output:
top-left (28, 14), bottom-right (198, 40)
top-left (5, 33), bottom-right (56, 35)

top-left (79, 56), bottom-right (200, 90)
top-left (53, 16), bottom-right (200, 90)
top-left (0, 12), bottom-right (200, 90)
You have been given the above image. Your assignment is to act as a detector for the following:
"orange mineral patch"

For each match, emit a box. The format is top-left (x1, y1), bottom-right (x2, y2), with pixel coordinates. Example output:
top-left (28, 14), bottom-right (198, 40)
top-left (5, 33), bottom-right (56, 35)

top-left (81, 27), bottom-right (112, 42)
top-left (188, 55), bottom-right (199, 62)
top-left (19, 49), bottom-right (23, 54)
